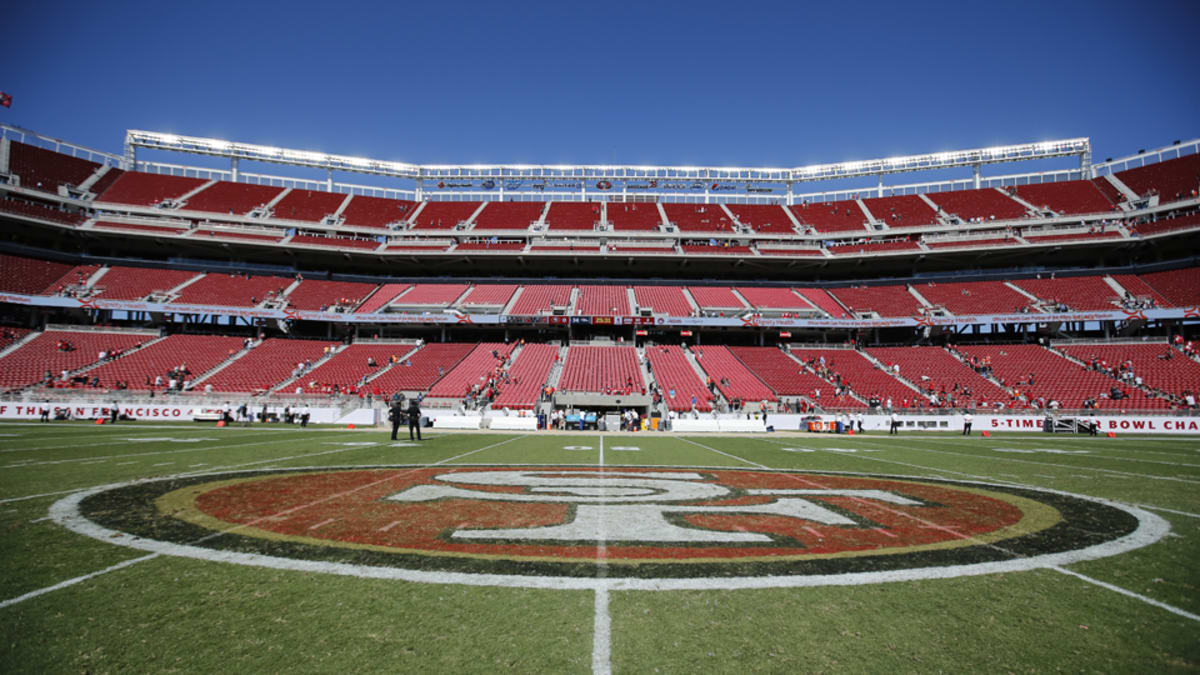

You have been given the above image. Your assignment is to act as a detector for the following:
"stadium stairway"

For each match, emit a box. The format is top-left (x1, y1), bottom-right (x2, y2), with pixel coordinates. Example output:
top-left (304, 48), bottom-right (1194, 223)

top-left (1004, 190), bottom-right (1044, 214)
top-left (268, 343), bottom-right (347, 394)
top-left (189, 342), bottom-right (257, 388)
top-left (941, 346), bottom-right (1014, 396)
top-left (681, 346), bottom-right (729, 411)
top-left (359, 342), bottom-right (426, 386)
top-left (1102, 173), bottom-right (1140, 204)
top-left (781, 348), bottom-right (870, 409)
top-left (176, 180), bottom-right (218, 206)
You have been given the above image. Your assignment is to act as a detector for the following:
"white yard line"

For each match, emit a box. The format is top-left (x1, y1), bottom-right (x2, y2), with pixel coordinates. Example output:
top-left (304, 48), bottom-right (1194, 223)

top-left (0, 554), bottom-right (160, 611)
top-left (1052, 566), bottom-right (1200, 622)
top-left (592, 587), bottom-right (612, 675)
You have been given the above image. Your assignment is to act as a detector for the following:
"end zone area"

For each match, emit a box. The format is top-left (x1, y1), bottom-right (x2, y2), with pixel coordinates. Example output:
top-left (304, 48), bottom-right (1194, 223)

top-left (0, 423), bottom-right (1196, 672)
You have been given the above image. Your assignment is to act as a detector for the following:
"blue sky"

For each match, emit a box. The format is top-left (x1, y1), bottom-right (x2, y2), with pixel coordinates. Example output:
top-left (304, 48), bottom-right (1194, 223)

top-left (6, 0), bottom-right (1198, 171)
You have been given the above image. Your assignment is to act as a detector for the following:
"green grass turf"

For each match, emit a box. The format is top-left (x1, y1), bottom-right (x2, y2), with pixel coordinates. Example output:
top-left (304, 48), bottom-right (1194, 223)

top-left (0, 422), bottom-right (1197, 672)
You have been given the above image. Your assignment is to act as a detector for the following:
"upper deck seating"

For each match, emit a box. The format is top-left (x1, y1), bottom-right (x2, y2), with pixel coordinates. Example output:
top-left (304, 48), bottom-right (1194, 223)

top-left (633, 286), bottom-right (694, 317)
top-left (366, 342), bottom-right (475, 393)
top-left (427, 343), bottom-right (515, 398)
top-left (508, 285), bottom-right (573, 315)
top-left (726, 204), bottom-right (795, 234)
top-left (86, 334), bottom-right (244, 390)
top-left (925, 188), bottom-right (1029, 222)
top-left (789, 200), bottom-right (867, 233)
top-left (92, 266), bottom-right (200, 300)
top-left (828, 240), bottom-right (921, 255)
top-left (183, 181), bottom-right (283, 215)
top-left (646, 345), bottom-right (714, 411)
top-left (925, 237), bottom-right (1018, 249)
top-left (686, 286), bottom-right (746, 312)
top-left (861, 194), bottom-right (939, 228)
top-left (544, 202), bottom-right (600, 231)
top-left (490, 343), bottom-right (558, 410)
top-left (956, 344), bottom-right (1157, 409)
top-left (87, 167), bottom-right (125, 197)
top-left (1114, 154), bottom-right (1200, 203)
top-left (829, 285), bottom-right (924, 317)
top-left (559, 345), bottom-right (643, 393)
top-left (693, 345), bottom-right (776, 403)
top-left (202, 338), bottom-right (334, 393)
top-left (471, 202), bottom-right (545, 231)
top-left (94, 171), bottom-right (207, 206)
top-left (606, 202), bottom-right (663, 231)
top-left (9, 141), bottom-right (100, 194)
top-left (0, 253), bottom-right (75, 294)
top-left (575, 285), bottom-right (630, 315)
top-left (1014, 180), bottom-right (1117, 215)
top-left (340, 195), bottom-right (418, 228)
top-left (0, 329), bottom-right (152, 391)
top-left (866, 346), bottom-right (1010, 407)
top-left (284, 280), bottom-right (377, 311)
top-left (412, 202), bottom-right (480, 230)
top-left (1091, 177), bottom-right (1126, 205)
top-left (172, 273), bottom-right (285, 307)
top-left (1011, 276), bottom-right (1123, 311)
top-left (915, 281), bottom-right (1032, 315)
top-left (1138, 267), bottom-right (1200, 307)
top-left (662, 204), bottom-right (734, 232)
top-left (272, 189), bottom-right (347, 222)
top-left (0, 196), bottom-right (86, 225)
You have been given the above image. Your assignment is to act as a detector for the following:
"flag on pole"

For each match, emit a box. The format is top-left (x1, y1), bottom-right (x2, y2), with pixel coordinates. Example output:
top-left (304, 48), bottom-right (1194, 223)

top-left (0, 92), bottom-right (11, 108)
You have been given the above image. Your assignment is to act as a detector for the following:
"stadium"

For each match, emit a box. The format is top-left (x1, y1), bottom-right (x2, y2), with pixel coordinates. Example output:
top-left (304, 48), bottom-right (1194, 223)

top-left (2, 2), bottom-right (1198, 671)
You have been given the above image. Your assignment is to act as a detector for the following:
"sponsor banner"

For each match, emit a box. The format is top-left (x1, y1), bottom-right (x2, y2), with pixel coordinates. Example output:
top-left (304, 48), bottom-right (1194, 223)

top-left (775, 413), bottom-right (1200, 435)
top-left (0, 401), bottom-right (342, 423)
top-left (4, 293), bottom-right (1193, 329)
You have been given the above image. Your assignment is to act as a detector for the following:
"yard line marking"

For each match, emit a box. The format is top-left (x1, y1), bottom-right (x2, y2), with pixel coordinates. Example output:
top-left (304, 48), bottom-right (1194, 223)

top-left (152, 462), bottom-right (174, 467)
top-left (1052, 566), bottom-right (1200, 622)
top-left (898, 444), bottom-right (1200, 485)
top-left (0, 554), bottom-right (161, 611)
top-left (30, 516), bottom-right (51, 523)
top-left (308, 518), bottom-right (337, 531)
top-left (1132, 504), bottom-right (1200, 519)
top-left (379, 520), bottom-right (404, 533)
top-left (592, 588), bottom-right (612, 675)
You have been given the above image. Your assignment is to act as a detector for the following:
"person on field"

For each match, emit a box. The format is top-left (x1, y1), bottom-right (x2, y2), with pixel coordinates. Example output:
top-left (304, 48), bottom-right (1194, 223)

top-left (407, 396), bottom-right (422, 441)
top-left (110, 401), bottom-right (119, 424)
top-left (40, 401), bottom-right (50, 423)
top-left (389, 399), bottom-right (406, 441)
top-left (962, 411), bottom-right (973, 435)
top-left (301, 405), bottom-right (311, 427)
top-left (889, 411), bottom-right (900, 435)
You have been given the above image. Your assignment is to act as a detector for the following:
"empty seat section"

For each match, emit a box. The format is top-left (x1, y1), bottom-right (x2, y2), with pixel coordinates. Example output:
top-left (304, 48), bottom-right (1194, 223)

top-left (271, 189), bottom-right (347, 222)
top-left (388, 284), bottom-right (470, 308)
top-left (290, 234), bottom-right (381, 250)
top-left (1024, 231), bottom-right (1122, 244)
top-left (0, 196), bottom-right (86, 225)
top-left (545, 202), bottom-right (600, 230)
top-left (296, 343), bottom-right (413, 390)
top-left (866, 346), bottom-right (1009, 407)
top-left (285, 280), bottom-right (377, 311)
top-left (662, 204), bottom-right (733, 232)
top-left (0, 327), bottom-right (32, 350)
top-left (686, 286), bottom-right (745, 312)
top-left (1012, 276), bottom-right (1122, 311)
top-left (355, 284), bottom-right (410, 314)
top-left (86, 334), bottom-right (244, 390)
top-left (508, 285), bottom-right (572, 315)
top-left (412, 202), bottom-right (480, 230)
top-left (646, 345), bottom-right (714, 411)
top-left (1114, 154), bottom-right (1200, 202)
top-left (192, 228), bottom-right (283, 243)
top-left (92, 266), bottom-right (200, 300)
top-left (1109, 274), bottom-right (1171, 306)
top-left (693, 345), bottom-right (776, 403)
top-left (43, 265), bottom-right (101, 295)
top-left (633, 286), bottom-right (693, 317)
top-left (956, 344), bottom-right (1153, 409)
top-left (1091, 178), bottom-right (1126, 205)
top-left (828, 240), bottom-right (921, 255)
top-left (1014, 181), bottom-right (1116, 215)
top-left (795, 288), bottom-right (852, 318)
top-left (203, 338), bottom-right (334, 392)
top-left (925, 237), bottom-right (1017, 249)
top-left (454, 241), bottom-right (525, 251)
top-left (340, 195), bottom-right (418, 228)
top-left (427, 343), bottom-right (515, 397)
top-left (172, 273), bottom-right (284, 307)
top-left (606, 203), bottom-right (662, 231)
top-left (559, 346), bottom-right (642, 392)
top-left (87, 167), bottom-right (125, 197)
top-left (680, 245), bottom-right (752, 255)
top-left (490, 343), bottom-right (558, 409)
top-left (1133, 212), bottom-right (1200, 236)
top-left (9, 141), bottom-right (100, 194)
top-left (183, 181), bottom-right (283, 215)
top-left (788, 348), bottom-right (915, 405)
top-left (735, 287), bottom-right (810, 312)
top-left (472, 202), bottom-right (544, 231)
top-left (789, 200), bottom-right (867, 233)
top-left (861, 195), bottom-right (938, 228)
top-left (0, 330), bottom-right (152, 390)
top-left (728, 347), bottom-right (849, 400)
top-left (0, 253), bottom-right (74, 294)
top-left (94, 171), bottom-right (207, 206)
top-left (367, 343), bottom-right (475, 393)
top-left (458, 284), bottom-right (519, 311)
top-left (829, 285), bottom-right (923, 317)
top-left (575, 285), bottom-right (630, 315)
top-left (925, 188), bottom-right (1028, 221)
top-left (1059, 343), bottom-right (1200, 403)
top-left (727, 204), bottom-right (795, 234)
top-left (915, 281), bottom-right (1031, 315)
top-left (1138, 268), bottom-right (1200, 307)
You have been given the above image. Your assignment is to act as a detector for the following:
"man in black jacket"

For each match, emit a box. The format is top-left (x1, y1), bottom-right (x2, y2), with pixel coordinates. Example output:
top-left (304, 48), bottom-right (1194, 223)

top-left (407, 397), bottom-right (422, 441)
top-left (389, 400), bottom-right (405, 441)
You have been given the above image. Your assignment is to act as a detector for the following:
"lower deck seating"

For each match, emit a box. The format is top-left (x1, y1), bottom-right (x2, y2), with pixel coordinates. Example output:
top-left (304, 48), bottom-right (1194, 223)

top-left (559, 345), bottom-right (643, 393)
top-left (490, 343), bottom-right (559, 409)
top-left (1059, 343), bottom-right (1200, 406)
top-left (866, 346), bottom-right (1010, 408)
top-left (788, 348), bottom-right (916, 407)
top-left (294, 343), bottom-right (416, 392)
top-left (646, 345), bottom-right (714, 411)
top-left (729, 346), bottom-right (853, 403)
top-left (0, 330), bottom-right (153, 391)
top-left (955, 344), bottom-right (1158, 409)
top-left (367, 343), bottom-right (475, 393)
top-left (427, 343), bottom-right (515, 398)
top-left (202, 338), bottom-right (335, 393)
top-left (86, 334), bottom-right (244, 390)
top-left (693, 345), bottom-right (776, 404)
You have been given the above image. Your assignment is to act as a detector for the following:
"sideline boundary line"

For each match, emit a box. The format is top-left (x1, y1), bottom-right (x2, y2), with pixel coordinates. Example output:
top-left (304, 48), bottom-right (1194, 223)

top-left (1052, 566), bottom-right (1200, 622)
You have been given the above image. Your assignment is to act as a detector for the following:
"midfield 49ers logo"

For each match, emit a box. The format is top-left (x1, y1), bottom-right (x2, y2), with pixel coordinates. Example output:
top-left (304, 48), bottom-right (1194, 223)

top-left (61, 466), bottom-right (1164, 587)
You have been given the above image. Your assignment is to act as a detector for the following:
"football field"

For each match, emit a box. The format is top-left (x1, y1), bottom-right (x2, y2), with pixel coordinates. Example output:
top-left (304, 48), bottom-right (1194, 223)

top-left (0, 422), bottom-right (1196, 673)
